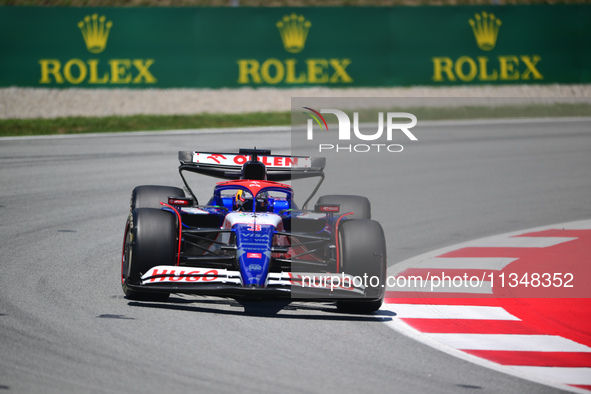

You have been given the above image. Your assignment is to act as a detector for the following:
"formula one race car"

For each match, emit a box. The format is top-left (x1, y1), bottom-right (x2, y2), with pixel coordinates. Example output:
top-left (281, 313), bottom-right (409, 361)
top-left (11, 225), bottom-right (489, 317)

top-left (121, 148), bottom-right (386, 313)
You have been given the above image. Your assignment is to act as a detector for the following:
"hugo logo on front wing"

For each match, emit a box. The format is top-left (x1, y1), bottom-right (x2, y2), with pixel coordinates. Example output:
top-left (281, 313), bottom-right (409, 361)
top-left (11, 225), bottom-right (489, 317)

top-left (302, 107), bottom-right (418, 153)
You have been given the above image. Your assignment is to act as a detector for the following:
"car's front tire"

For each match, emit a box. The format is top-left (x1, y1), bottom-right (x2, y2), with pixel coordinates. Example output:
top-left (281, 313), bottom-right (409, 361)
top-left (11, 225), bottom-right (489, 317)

top-left (121, 208), bottom-right (177, 301)
top-left (335, 219), bottom-right (386, 313)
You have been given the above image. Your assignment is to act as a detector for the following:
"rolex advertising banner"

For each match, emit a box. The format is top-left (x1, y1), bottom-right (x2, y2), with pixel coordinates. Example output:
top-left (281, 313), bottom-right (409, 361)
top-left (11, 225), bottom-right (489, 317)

top-left (0, 5), bottom-right (589, 88)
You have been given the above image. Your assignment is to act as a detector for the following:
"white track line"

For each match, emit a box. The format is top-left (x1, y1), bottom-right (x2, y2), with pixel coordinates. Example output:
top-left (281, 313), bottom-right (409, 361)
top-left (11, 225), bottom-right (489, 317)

top-left (424, 334), bottom-right (591, 352)
top-left (2, 116), bottom-right (590, 141)
top-left (0, 126), bottom-right (292, 141)
top-left (412, 257), bottom-right (517, 270)
top-left (383, 304), bottom-right (520, 320)
top-left (467, 236), bottom-right (577, 248)
top-left (510, 367), bottom-right (591, 386)
top-left (388, 280), bottom-right (493, 294)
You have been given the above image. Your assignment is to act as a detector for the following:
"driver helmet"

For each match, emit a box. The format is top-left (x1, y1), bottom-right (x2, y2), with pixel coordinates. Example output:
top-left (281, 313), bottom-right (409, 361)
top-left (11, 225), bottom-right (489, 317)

top-left (255, 193), bottom-right (269, 212)
top-left (234, 189), bottom-right (247, 210)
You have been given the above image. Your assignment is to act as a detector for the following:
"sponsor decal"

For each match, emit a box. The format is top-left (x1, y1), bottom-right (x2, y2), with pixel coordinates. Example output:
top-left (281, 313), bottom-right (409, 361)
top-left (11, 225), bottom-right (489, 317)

top-left (241, 232), bottom-right (270, 240)
top-left (432, 11), bottom-right (542, 83)
top-left (469, 11), bottom-right (501, 51)
top-left (39, 13), bottom-right (157, 85)
top-left (192, 153), bottom-right (310, 168)
top-left (168, 197), bottom-right (192, 206)
top-left (237, 13), bottom-right (352, 85)
top-left (78, 14), bottom-right (113, 54)
top-left (317, 205), bottom-right (340, 213)
top-left (247, 253), bottom-right (263, 259)
top-left (145, 268), bottom-right (219, 283)
top-left (206, 154), bottom-right (227, 164)
top-left (276, 13), bottom-right (311, 54)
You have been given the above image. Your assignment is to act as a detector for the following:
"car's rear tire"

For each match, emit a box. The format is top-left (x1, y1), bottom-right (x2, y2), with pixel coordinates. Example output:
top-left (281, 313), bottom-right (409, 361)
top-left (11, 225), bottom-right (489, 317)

top-left (335, 219), bottom-right (386, 313)
top-left (316, 194), bottom-right (371, 219)
top-left (121, 208), bottom-right (177, 301)
top-left (131, 185), bottom-right (185, 211)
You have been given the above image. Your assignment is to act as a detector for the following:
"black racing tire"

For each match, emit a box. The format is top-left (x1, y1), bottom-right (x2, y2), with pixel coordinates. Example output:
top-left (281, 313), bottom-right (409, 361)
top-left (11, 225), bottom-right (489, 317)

top-left (335, 219), bottom-right (386, 314)
top-left (121, 208), bottom-right (177, 301)
top-left (130, 185), bottom-right (185, 211)
top-left (316, 194), bottom-right (371, 219)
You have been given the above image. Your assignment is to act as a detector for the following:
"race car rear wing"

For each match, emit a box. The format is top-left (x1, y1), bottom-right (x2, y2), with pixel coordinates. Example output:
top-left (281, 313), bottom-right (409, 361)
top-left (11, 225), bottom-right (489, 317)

top-left (178, 150), bottom-right (325, 181)
top-left (178, 149), bottom-right (326, 208)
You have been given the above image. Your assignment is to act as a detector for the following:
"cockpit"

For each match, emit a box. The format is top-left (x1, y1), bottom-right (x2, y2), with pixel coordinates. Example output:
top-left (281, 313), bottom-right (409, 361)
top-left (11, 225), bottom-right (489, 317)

top-left (211, 180), bottom-right (293, 214)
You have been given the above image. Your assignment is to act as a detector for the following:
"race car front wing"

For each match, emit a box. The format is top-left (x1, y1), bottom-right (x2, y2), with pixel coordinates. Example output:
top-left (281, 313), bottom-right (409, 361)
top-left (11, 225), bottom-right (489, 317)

top-left (127, 265), bottom-right (372, 300)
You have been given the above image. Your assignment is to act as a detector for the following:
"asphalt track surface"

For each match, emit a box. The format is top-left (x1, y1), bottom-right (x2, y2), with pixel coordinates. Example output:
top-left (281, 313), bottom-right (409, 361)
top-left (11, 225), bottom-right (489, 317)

top-left (1, 117), bottom-right (590, 393)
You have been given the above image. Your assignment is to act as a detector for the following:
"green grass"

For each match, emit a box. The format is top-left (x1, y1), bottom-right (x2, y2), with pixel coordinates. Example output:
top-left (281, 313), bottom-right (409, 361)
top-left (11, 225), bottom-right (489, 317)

top-left (1, 103), bottom-right (589, 137)
top-left (352, 103), bottom-right (591, 123)
top-left (0, 111), bottom-right (291, 137)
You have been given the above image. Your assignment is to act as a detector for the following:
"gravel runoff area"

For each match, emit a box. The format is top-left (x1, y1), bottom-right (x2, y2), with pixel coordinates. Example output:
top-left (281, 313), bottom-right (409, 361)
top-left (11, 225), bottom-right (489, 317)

top-left (1, 85), bottom-right (591, 119)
